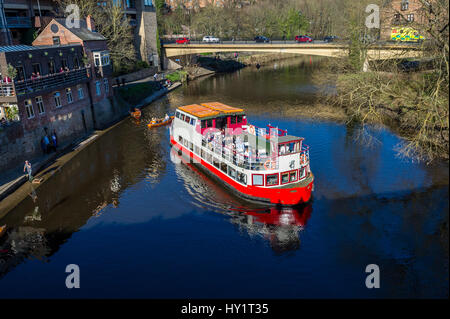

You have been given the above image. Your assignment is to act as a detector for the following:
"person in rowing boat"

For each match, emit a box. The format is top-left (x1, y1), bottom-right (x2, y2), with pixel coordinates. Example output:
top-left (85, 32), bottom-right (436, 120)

top-left (164, 114), bottom-right (169, 122)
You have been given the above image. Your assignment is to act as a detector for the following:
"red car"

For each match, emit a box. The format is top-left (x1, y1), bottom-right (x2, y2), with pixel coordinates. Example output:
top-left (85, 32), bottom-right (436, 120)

top-left (176, 37), bottom-right (190, 44)
top-left (295, 35), bottom-right (312, 43)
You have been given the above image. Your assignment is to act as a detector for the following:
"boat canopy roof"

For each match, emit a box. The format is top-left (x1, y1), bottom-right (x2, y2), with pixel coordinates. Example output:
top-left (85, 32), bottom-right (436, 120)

top-left (277, 135), bottom-right (304, 143)
top-left (178, 104), bottom-right (220, 118)
top-left (201, 102), bottom-right (245, 115)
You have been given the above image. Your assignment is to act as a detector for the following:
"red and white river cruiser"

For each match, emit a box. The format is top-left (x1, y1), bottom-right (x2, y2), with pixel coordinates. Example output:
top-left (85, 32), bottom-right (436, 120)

top-left (169, 102), bottom-right (314, 205)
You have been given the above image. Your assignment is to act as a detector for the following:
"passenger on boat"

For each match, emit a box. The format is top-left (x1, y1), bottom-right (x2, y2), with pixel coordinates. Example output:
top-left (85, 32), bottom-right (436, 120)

top-left (164, 114), bottom-right (169, 121)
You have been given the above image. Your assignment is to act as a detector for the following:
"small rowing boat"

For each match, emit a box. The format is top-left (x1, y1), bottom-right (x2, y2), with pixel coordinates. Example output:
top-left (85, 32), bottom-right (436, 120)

top-left (0, 225), bottom-right (6, 238)
top-left (147, 116), bottom-right (174, 128)
top-left (130, 109), bottom-right (142, 120)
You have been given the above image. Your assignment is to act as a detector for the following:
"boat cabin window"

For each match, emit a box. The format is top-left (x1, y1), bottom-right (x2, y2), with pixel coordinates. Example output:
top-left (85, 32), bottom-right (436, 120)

top-left (252, 174), bottom-right (264, 186)
top-left (185, 115), bottom-right (191, 123)
top-left (230, 116), bottom-right (237, 125)
top-left (238, 172), bottom-right (247, 185)
top-left (213, 157), bottom-right (220, 168)
top-left (190, 118), bottom-right (196, 126)
top-left (266, 173), bottom-right (279, 186)
top-left (201, 120), bottom-right (207, 129)
top-left (281, 172), bottom-right (289, 184)
top-left (228, 167), bottom-right (236, 180)
top-left (237, 115), bottom-right (243, 123)
top-left (215, 116), bottom-right (227, 130)
top-left (176, 111), bottom-right (180, 119)
top-left (290, 170), bottom-right (298, 182)
top-left (220, 162), bottom-right (227, 173)
top-left (180, 113), bottom-right (185, 121)
top-left (299, 167), bottom-right (306, 179)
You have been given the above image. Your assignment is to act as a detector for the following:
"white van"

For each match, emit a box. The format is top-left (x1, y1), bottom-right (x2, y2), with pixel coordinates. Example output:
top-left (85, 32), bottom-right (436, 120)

top-left (202, 36), bottom-right (220, 43)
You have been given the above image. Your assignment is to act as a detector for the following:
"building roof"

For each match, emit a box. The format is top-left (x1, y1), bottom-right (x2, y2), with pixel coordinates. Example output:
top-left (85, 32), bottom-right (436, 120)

top-left (201, 102), bottom-right (244, 114)
top-left (54, 18), bottom-right (106, 41)
top-left (178, 104), bottom-right (220, 118)
top-left (0, 45), bottom-right (37, 53)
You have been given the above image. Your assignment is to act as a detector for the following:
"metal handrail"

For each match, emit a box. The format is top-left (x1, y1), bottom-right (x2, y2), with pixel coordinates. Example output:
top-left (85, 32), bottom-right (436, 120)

top-left (10, 67), bottom-right (90, 97)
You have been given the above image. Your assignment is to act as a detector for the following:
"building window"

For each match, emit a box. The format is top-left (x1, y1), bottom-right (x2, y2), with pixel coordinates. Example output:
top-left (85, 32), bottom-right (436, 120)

top-left (93, 51), bottom-right (110, 66)
top-left (73, 57), bottom-right (80, 69)
top-left (78, 86), bottom-right (84, 99)
top-left (66, 88), bottom-right (73, 103)
top-left (16, 66), bottom-right (25, 81)
top-left (252, 174), bottom-right (264, 186)
top-left (54, 92), bottom-right (62, 108)
top-left (144, 0), bottom-right (153, 6)
top-left (24, 99), bottom-right (35, 119)
top-left (48, 60), bottom-right (56, 74)
top-left (35, 96), bottom-right (45, 114)
top-left (53, 36), bottom-right (60, 45)
top-left (401, 0), bottom-right (409, 11)
top-left (96, 81), bottom-right (101, 96)
top-left (103, 78), bottom-right (109, 93)
top-left (407, 13), bottom-right (414, 22)
top-left (32, 63), bottom-right (41, 76)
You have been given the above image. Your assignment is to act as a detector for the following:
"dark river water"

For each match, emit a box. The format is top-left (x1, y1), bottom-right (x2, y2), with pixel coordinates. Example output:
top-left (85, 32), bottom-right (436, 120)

top-left (0, 57), bottom-right (448, 298)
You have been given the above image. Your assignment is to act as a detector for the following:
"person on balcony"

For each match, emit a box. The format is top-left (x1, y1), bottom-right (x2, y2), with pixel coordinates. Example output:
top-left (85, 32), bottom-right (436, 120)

top-left (2, 75), bottom-right (12, 96)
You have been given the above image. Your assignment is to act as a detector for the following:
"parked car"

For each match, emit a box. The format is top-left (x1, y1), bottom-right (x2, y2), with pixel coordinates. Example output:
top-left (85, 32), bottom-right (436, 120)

top-left (202, 36), bottom-right (220, 43)
top-left (254, 36), bottom-right (270, 43)
top-left (295, 35), bottom-right (312, 43)
top-left (176, 37), bottom-right (190, 44)
top-left (324, 35), bottom-right (339, 43)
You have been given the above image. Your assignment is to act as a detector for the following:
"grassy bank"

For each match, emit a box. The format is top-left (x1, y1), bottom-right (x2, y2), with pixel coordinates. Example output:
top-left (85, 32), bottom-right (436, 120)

top-left (166, 70), bottom-right (188, 82)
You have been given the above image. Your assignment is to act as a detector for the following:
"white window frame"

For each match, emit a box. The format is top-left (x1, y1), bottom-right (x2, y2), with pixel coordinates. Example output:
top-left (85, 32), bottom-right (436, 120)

top-left (54, 91), bottom-right (62, 108)
top-left (66, 88), bottom-right (73, 103)
top-left (95, 81), bottom-right (101, 96)
top-left (93, 51), bottom-right (110, 67)
top-left (24, 99), bottom-right (35, 119)
top-left (35, 96), bottom-right (45, 114)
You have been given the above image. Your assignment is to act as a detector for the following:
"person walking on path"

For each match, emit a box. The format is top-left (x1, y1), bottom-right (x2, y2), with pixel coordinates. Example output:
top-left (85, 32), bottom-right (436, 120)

top-left (23, 160), bottom-right (33, 182)
top-left (51, 130), bottom-right (58, 149)
top-left (153, 73), bottom-right (158, 81)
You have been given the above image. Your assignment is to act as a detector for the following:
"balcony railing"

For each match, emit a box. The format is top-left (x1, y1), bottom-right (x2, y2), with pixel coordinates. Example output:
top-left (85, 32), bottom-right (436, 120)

top-left (0, 17), bottom-right (32, 29)
top-left (0, 67), bottom-right (91, 98)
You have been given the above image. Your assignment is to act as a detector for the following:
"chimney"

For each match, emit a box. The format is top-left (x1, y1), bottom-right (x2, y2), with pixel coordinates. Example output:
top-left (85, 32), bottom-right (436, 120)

top-left (86, 15), bottom-right (95, 32)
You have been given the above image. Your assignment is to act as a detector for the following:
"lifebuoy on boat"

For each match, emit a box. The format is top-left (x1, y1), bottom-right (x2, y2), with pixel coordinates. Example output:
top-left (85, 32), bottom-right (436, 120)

top-left (248, 125), bottom-right (255, 135)
top-left (300, 153), bottom-right (307, 165)
top-left (264, 159), bottom-right (276, 170)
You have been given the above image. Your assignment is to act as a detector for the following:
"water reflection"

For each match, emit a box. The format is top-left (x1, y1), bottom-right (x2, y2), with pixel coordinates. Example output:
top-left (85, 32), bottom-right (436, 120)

top-left (0, 120), bottom-right (168, 278)
top-left (171, 148), bottom-right (312, 253)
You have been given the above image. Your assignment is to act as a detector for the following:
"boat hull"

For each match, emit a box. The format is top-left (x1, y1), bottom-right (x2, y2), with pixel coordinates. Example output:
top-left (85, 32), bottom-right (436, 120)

top-left (170, 136), bottom-right (313, 206)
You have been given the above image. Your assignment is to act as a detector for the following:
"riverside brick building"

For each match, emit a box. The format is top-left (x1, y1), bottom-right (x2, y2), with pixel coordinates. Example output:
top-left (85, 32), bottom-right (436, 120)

top-left (0, 44), bottom-right (94, 171)
top-left (0, 17), bottom-right (115, 171)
